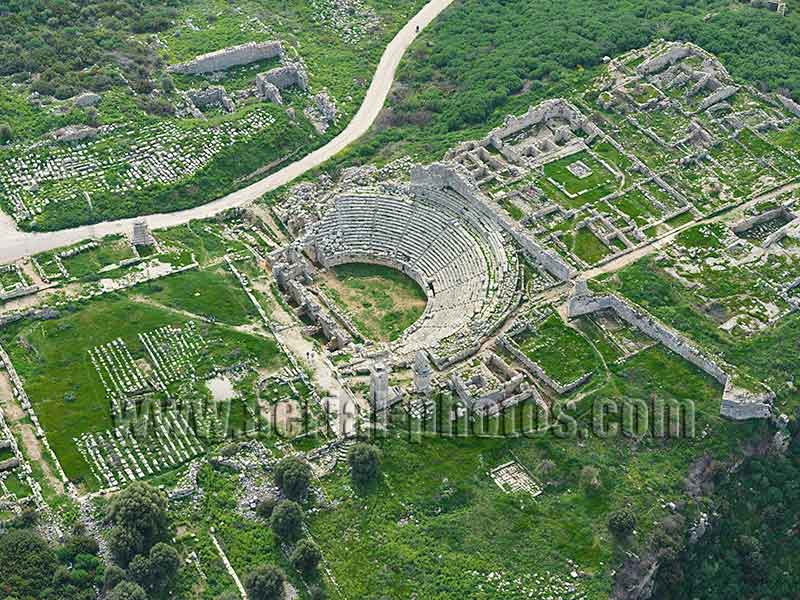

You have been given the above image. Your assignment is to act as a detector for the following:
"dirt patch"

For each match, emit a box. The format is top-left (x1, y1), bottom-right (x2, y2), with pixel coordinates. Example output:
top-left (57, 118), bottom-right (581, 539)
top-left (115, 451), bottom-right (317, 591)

top-left (18, 424), bottom-right (64, 494)
top-left (0, 371), bottom-right (24, 422)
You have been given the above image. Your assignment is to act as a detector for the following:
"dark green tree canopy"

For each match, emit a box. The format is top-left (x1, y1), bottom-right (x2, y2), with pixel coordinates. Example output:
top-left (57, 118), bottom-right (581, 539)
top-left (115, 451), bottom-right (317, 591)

top-left (347, 443), bottom-right (382, 485)
top-left (273, 456), bottom-right (312, 501)
top-left (244, 565), bottom-right (286, 600)
top-left (108, 581), bottom-right (148, 600)
top-left (107, 481), bottom-right (169, 566)
top-left (270, 499), bottom-right (304, 541)
top-left (290, 539), bottom-right (322, 574)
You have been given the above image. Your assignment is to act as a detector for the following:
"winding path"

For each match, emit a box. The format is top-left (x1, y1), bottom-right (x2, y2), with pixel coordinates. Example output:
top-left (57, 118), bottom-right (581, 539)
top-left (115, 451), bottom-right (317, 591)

top-left (0, 0), bottom-right (456, 264)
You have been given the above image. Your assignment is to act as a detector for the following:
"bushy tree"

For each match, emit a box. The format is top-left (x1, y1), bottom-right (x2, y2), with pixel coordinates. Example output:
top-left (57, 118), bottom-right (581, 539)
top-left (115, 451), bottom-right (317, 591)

top-left (608, 509), bottom-right (636, 540)
top-left (126, 541), bottom-right (180, 593)
top-left (107, 481), bottom-right (168, 566)
top-left (290, 539), bottom-right (322, 574)
top-left (59, 532), bottom-right (100, 562)
top-left (273, 456), bottom-right (312, 501)
top-left (103, 564), bottom-right (126, 593)
top-left (347, 443), bottom-right (381, 485)
top-left (148, 542), bottom-right (180, 589)
top-left (270, 500), bottom-right (303, 541)
top-left (108, 526), bottom-right (141, 568)
top-left (108, 581), bottom-right (148, 600)
top-left (127, 554), bottom-right (152, 589)
top-left (0, 529), bottom-right (57, 599)
top-left (244, 565), bottom-right (286, 600)
top-left (309, 585), bottom-right (328, 600)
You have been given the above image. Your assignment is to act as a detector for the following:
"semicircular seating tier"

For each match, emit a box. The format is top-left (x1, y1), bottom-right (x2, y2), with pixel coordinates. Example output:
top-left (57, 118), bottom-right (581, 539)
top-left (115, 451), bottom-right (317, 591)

top-left (308, 183), bottom-right (522, 367)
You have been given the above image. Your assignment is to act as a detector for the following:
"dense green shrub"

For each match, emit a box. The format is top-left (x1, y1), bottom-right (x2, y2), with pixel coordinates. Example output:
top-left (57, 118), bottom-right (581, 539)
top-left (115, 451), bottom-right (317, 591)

top-left (244, 565), bottom-right (286, 600)
top-left (608, 509), bottom-right (637, 539)
top-left (107, 481), bottom-right (169, 566)
top-left (0, 1), bottom-right (183, 89)
top-left (273, 456), bottom-right (312, 501)
top-left (347, 442), bottom-right (382, 485)
top-left (290, 539), bottom-right (322, 574)
top-left (270, 500), bottom-right (304, 541)
top-left (654, 449), bottom-right (800, 600)
top-left (108, 581), bottom-right (148, 600)
top-left (0, 527), bottom-right (104, 600)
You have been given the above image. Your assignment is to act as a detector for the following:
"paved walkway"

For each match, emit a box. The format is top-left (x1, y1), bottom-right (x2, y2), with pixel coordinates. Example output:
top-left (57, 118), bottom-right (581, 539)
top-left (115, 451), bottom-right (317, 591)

top-left (0, 0), bottom-right (456, 264)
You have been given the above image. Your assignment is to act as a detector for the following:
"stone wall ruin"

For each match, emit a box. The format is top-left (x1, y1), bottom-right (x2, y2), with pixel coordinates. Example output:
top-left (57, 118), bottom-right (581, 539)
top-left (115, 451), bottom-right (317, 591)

top-left (168, 41), bottom-right (284, 75)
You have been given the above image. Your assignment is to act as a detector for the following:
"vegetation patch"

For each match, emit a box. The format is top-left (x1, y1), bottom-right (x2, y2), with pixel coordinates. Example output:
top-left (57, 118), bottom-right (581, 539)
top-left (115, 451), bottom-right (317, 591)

top-left (0, 293), bottom-right (285, 489)
top-left (514, 314), bottom-right (600, 386)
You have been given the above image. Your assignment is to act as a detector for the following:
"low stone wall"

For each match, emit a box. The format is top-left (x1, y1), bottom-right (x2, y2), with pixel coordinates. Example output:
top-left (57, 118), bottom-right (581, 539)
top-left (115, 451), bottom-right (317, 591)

top-left (568, 287), bottom-right (728, 384)
top-left (0, 285), bottom-right (39, 302)
top-left (698, 85), bottom-right (739, 112)
top-left (778, 94), bottom-right (800, 117)
top-left (52, 125), bottom-right (98, 143)
top-left (0, 306), bottom-right (59, 328)
top-left (430, 342), bottom-right (482, 371)
top-left (637, 43), bottom-right (696, 75)
top-left (763, 216), bottom-right (800, 248)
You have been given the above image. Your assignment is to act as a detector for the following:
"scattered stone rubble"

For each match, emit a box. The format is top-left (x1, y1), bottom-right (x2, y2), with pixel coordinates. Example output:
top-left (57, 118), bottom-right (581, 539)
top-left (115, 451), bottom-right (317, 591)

top-left (304, 91), bottom-right (338, 133)
top-left (308, 0), bottom-right (380, 44)
top-left (185, 86), bottom-right (236, 115)
top-left (1, 42), bottom-right (796, 561)
top-left (52, 125), bottom-right (98, 143)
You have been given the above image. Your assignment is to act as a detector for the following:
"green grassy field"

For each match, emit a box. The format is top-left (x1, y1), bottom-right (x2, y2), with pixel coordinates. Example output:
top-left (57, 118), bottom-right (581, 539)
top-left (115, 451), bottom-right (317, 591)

top-left (514, 314), bottom-right (601, 386)
top-left (544, 152), bottom-right (617, 198)
top-left (0, 290), bottom-right (285, 489)
top-left (603, 254), bottom-right (800, 413)
top-left (134, 265), bottom-right (259, 326)
top-left (302, 344), bottom-right (758, 599)
top-left (60, 235), bottom-right (137, 280)
top-left (155, 339), bottom-right (754, 599)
